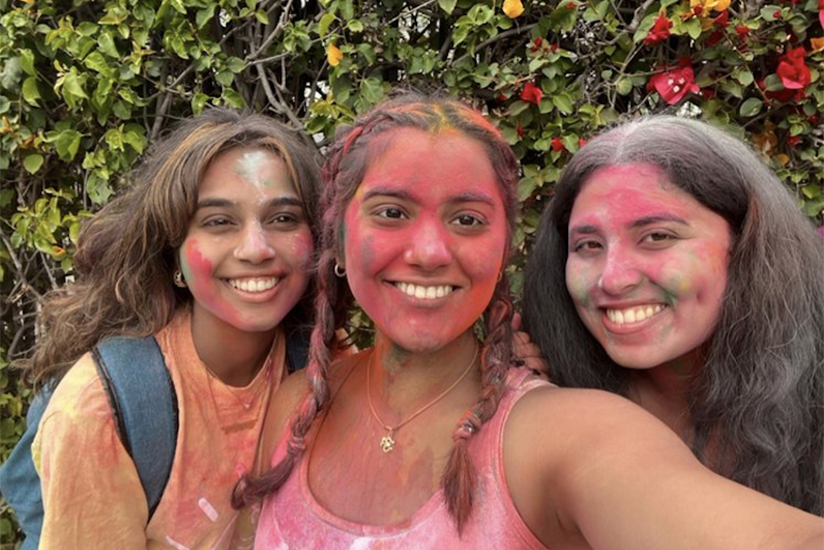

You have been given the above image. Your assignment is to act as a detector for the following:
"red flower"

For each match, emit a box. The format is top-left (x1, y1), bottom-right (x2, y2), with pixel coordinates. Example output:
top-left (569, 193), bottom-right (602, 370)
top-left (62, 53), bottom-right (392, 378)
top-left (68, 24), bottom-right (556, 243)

top-left (758, 78), bottom-right (796, 103)
top-left (713, 10), bottom-right (729, 27)
top-left (530, 37), bottom-right (543, 52)
top-left (735, 25), bottom-right (750, 40)
top-left (693, 6), bottom-right (703, 15)
top-left (809, 114), bottom-right (820, 126)
top-left (706, 30), bottom-right (724, 47)
top-left (787, 135), bottom-right (801, 147)
top-left (647, 65), bottom-right (700, 105)
top-left (551, 137), bottom-right (566, 152)
top-left (496, 93), bottom-right (508, 103)
top-left (566, 2), bottom-right (575, 9)
top-left (776, 47), bottom-right (811, 90)
top-left (521, 82), bottom-right (543, 104)
top-left (516, 123), bottom-right (525, 139)
top-left (819, 0), bottom-right (824, 30)
top-left (644, 13), bottom-right (672, 45)
top-left (701, 87), bottom-right (716, 100)
top-left (578, 137), bottom-right (588, 148)
top-left (551, 43), bottom-right (559, 51)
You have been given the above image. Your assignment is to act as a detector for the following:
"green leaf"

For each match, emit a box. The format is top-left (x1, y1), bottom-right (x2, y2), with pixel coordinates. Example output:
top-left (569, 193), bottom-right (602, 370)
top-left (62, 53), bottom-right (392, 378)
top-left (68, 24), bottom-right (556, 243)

top-left (22, 77), bottom-right (41, 105)
top-left (197, 5), bottom-right (217, 28)
top-left (192, 92), bottom-right (210, 115)
top-left (123, 130), bottom-right (146, 154)
top-left (616, 78), bottom-right (632, 96)
top-left (55, 129), bottom-right (82, 161)
top-left (255, 11), bottom-right (269, 25)
top-left (222, 88), bottom-right (246, 109)
top-left (734, 68), bottom-right (754, 87)
top-left (552, 93), bottom-right (574, 115)
top-left (105, 128), bottom-right (124, 151)
top-left (347, 19), bottom-right (364, 33)
top-left (226, 57), bottom-right (246, 73)
top-left (438, 0), bottom-right (457, 15)
top-left (98, 33), bottom-right (120, 58)
top-left (23, 153), bottom-right (44, 174)
top-left (216, 69), bottom-right (234, 87)
top-left (0, 57), bottom-right (21, 91)
top-left (20, 49), bottom-right (35, 76)
top-left (739, 98), bottom-right (763, 118)
top-left (319, 13), bottom-right (337, 37)
top-left (685, 17), bottom-right (702, 40)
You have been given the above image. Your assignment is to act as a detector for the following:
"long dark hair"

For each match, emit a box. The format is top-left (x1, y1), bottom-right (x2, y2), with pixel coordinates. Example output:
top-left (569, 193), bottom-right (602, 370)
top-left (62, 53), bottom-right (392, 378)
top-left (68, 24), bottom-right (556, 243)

top-left (22, 109), bottom-right (321, 387)
top-left (523, 115), bottom-right (824, 515)
top-left (234, 94), bottom-right (520, 532)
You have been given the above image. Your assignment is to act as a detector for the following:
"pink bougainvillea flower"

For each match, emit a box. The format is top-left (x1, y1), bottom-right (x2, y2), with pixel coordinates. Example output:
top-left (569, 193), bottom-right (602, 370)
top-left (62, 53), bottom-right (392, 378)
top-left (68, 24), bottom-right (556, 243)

top-left (644, 13), bottom-right (672, 45)
top-left (516, 122), bottom-right (525, 139)
top-left (776, 47), bottom-right (811, 90)
top-left (521, 82), bottom-right (543, 104)
top-left (551, 137), bottom-right (566, 152)
top-left (787, 135), bottom-right (801, 147)
top-left (578, 137), bottom-right (588, 148)
top-left (706, 30), bottom-right (723, 46)
top-left (713, 10), bottom-right (729, 27)
top-left (735, 25), bottom-right (751, 40)
top-left (647, 64), bottom-right (700, 105)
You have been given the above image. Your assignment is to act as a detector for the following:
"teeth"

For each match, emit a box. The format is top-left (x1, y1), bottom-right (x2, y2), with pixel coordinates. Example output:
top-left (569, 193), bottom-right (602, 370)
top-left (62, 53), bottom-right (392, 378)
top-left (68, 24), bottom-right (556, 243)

top-left (395, 282), bottom-right (454, 300)
top-left (228, 277), bottom-right (278, 293)
top-left (606, 304), bottom-right (665, 325)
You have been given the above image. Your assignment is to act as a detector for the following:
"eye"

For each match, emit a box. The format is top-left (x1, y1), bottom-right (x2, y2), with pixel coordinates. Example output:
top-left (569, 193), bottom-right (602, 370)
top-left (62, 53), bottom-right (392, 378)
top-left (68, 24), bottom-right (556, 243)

top-left (641, 231), bottom-right (678, 245)
top-left (269, 213), bottom-right (300, 224)
top-left (452, 213), bottom-right (484, 227)
top-left (203, 216), bottom-right (233, 227)
top-left (572, 240), bottom-right (602, 253)
top-left (375, 206), bottom-right (407, 220)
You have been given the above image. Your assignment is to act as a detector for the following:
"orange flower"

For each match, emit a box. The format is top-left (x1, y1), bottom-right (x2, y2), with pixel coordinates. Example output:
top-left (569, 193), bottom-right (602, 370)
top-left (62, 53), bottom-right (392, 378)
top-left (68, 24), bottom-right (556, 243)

top-left (811, 37), bottom-right (824, 53)
top-left (327, 43), bottom-right (343, 67)
top-left (690, 0), bottom-right (730, 12)
top-left (503, 0), bottom-right (525, 19)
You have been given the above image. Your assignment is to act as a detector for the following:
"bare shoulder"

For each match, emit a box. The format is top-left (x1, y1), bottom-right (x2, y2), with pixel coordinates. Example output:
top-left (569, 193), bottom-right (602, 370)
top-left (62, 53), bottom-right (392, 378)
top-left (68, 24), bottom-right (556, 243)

top-left (269, 351), bottom-right (366, 438)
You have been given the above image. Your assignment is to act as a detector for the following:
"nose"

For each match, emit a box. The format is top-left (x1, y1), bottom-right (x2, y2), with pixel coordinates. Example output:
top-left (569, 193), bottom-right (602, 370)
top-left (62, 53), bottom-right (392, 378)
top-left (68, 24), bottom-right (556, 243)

top-left (403, 218), bottom-right (453, 270)
top-left (234, 222), bottom-right (276, 264)
top-left (597, 248), bottom-right (642, 295)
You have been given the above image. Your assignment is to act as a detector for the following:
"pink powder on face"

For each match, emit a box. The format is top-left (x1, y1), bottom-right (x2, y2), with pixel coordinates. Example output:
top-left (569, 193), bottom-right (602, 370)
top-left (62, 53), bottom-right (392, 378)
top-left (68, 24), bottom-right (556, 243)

top-left (342, 128), bottom-right (507, 353)
top-left (565, 163), bottom-right (731, 371)
top-left (183, 239), bottom-right (243, 327)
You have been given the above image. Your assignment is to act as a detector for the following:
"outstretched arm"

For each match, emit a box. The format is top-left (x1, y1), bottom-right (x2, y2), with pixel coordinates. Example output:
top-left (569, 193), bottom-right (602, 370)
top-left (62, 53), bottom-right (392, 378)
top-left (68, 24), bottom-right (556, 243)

top-left (505, 387), bottom-right (823, 550)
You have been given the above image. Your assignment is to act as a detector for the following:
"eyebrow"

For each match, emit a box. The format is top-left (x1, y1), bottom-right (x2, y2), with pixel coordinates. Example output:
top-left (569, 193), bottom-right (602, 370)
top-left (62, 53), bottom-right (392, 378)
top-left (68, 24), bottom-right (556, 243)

top-left (629, 214), bottom-right (690, 228)
top-left (361, 187), bottom-right (496, 206)
top-left (569, 214), bottom-right (690, 236)
top-left (196, 196), bottom-right (304, 209)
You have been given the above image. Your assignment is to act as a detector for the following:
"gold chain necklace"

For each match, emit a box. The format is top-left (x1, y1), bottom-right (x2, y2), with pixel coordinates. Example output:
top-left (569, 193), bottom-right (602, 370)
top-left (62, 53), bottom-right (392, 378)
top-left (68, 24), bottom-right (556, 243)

top-left (366, 343), bottom-right (478, 453)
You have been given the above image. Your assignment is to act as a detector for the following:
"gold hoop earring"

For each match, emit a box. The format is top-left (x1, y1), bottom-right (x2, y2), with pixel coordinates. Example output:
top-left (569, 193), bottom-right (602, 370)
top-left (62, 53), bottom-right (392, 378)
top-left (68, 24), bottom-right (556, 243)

top-left (334, 263), bottom-right (346, 278)
top-left (174, 269), bottom-right (187, 288)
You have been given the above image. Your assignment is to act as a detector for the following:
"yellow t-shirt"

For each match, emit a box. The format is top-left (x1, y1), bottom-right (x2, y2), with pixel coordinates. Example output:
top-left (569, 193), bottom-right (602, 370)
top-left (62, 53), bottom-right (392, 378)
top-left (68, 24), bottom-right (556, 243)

top-left (33, 310), bottom-right (286, 550)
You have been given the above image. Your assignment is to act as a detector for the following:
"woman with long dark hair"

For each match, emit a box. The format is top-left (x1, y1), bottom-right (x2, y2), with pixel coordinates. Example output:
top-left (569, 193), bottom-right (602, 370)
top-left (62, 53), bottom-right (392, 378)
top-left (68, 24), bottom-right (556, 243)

top-left (524, 115), bottom-right (824, 515)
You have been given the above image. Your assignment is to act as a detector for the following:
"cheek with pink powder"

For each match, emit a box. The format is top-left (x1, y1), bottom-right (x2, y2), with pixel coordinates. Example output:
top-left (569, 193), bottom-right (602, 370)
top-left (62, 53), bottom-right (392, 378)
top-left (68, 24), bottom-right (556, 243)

top-left (180, 239), bottom-right (243, 325)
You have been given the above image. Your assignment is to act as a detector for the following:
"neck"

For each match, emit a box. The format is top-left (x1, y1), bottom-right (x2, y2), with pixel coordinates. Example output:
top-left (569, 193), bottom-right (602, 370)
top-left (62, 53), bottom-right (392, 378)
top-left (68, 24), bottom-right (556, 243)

top-left (628, 352), bottom-right (701, 441)
top-left (369, 331), bottom-right (480, 418)
top-left (190, 305), bottom-right (277, 387)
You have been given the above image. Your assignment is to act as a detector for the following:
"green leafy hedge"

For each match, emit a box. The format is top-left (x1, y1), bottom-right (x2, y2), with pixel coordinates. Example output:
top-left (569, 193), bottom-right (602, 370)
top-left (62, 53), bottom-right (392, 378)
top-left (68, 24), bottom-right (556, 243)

top-left (2, 0), bottom-right (822, 542)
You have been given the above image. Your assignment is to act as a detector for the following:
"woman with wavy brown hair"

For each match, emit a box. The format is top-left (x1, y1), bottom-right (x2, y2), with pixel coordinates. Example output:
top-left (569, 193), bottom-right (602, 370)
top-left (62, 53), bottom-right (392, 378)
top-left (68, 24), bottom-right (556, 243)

top-left (16, 108), bottom-right (321, 549)
top-left (234, 96), bottom-right (823, 549)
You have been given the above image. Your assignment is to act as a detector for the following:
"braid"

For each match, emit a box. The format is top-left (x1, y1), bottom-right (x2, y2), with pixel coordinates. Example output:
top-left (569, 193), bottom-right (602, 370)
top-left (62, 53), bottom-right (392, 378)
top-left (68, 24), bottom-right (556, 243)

top-left (442, 273), bottom-right (514, 533)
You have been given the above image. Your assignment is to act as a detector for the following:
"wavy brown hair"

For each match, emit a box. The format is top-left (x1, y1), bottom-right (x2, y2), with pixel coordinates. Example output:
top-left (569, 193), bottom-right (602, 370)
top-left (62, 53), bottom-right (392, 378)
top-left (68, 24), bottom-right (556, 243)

top-left (523, 115), bottom-right (824, 515)
top-left (22, 109), bottom-right (321, 388)
top-left (234, 94), bottom-right (519, 532)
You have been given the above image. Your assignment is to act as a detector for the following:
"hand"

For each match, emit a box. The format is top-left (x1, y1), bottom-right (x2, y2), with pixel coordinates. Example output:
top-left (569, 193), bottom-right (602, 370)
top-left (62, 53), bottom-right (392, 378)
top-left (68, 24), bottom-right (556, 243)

top-left (511, 313), bottom-right (549, 378)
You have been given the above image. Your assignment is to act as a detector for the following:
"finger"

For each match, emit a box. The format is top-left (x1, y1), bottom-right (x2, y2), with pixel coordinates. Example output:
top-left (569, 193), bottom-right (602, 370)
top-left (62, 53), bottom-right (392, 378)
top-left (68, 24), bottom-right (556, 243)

top-left (511, 312), bottom-right (522, 332)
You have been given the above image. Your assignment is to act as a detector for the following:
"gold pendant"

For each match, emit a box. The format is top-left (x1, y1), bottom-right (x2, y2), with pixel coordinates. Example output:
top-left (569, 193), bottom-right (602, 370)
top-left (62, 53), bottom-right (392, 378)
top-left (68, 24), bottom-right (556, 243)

top-left (380, 431), bottom-right (395, 453)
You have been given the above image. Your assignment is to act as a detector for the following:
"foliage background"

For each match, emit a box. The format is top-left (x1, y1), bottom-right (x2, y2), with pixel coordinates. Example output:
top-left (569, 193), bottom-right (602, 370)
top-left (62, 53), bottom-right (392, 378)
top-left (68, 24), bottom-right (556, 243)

top-left (1, 0), bottom-right (822, 544)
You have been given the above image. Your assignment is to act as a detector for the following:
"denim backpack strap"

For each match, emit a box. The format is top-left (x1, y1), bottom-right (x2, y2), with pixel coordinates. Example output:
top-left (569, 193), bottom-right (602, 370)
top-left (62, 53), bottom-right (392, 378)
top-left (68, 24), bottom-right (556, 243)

top-left (0, 388), bottom-right (53, 550)
top-left (93, 336), bottom-right (178, 518)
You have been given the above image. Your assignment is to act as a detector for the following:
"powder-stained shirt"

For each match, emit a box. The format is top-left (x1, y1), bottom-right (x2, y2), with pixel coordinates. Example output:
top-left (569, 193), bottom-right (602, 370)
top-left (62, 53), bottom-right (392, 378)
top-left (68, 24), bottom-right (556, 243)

top-left (33, 309), bottom-right (286, 550)
top-left (254, 367), bottom-right (552, 549)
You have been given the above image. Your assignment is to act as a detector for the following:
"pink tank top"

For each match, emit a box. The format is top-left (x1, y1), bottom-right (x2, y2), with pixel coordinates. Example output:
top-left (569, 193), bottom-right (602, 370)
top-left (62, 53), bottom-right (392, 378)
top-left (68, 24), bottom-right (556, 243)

top-left (255, 367), bottom-right (552, 549)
